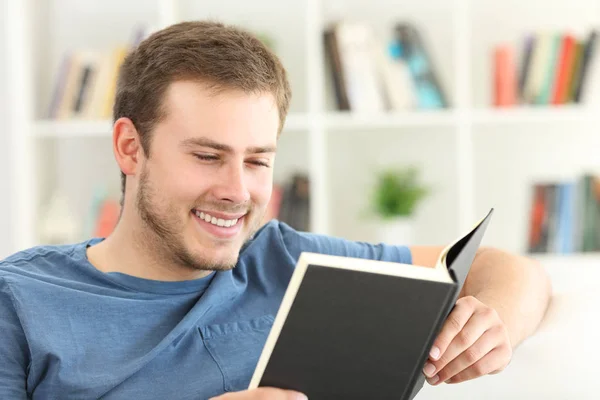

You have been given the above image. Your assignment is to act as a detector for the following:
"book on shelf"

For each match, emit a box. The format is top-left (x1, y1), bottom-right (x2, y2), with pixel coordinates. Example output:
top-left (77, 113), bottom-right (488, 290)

top-left (494, 29), bottom-right (599, 107)
top-left (262, 173), bottom-right (311, 232)
top-left (395, 23), bottom-right (448, 109)
top-left (45, 25), bottom-right (152, 121)
top-left (527, 174), bottom-right (600, 254)
top-left (249, 208), bottom-right (494, 399)
top-left (323, 20), bottom-right (448, 113)
top-left (48, 48), bottom-right (128, 120)
top-left (494, 45), bottom-right (518, 107)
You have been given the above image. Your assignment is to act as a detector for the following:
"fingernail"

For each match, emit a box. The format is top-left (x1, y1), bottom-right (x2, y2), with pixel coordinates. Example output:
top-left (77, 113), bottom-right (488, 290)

top-left (429, 346), bottom-right (440, 360)
top-left (423, 362), bottom-right (436, 377)
top-left (428, 375), bottom-right (439, 385)
top-left (292, 393), bottom-right (308, 400)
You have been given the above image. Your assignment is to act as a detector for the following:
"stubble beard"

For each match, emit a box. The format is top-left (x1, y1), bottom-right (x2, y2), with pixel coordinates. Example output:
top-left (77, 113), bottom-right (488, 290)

top-left (135, 167), bottom-right (262, 272)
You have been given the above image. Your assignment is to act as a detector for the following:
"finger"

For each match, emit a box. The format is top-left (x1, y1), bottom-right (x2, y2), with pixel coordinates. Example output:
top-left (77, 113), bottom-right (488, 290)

top-left (425, 306), bottom-right (496, 378)
top-left (446, 346), bottom-right (510, 384)
top-left (209, 387), bottom-right (308, 400)
top-left (432, 328), bottom-right (499, 385)
top-left (428, 297), bottom-right (477, 362)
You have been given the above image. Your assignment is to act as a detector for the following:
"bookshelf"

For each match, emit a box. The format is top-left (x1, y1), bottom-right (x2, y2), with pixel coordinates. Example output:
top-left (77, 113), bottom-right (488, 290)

top-left (5, 0), bottom-right (600, 262)
top-left (324, 110), bottom-right (457, 129)
top-left (31, 107), bottom-right (600, 136)
top-left (471, 106), bottom-right (600, 125)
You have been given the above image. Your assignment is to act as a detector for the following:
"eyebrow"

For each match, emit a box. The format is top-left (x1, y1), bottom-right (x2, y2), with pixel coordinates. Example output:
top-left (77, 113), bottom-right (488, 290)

top-left (179, 137), bottom-right (277, 154)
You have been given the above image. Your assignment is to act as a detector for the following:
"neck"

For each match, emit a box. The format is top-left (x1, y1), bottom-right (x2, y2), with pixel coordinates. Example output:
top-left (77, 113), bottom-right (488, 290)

top-left (87, 206), bottom-right (212, 282)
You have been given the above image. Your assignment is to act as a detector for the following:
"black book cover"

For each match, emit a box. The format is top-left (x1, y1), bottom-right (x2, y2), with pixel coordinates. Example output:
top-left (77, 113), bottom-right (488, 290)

top-left (259, 266), bottom-right (456, 399)
top-left (250, 209), bottom-right (494, 399)
top-left (406, 208), bottom-right (493, 399)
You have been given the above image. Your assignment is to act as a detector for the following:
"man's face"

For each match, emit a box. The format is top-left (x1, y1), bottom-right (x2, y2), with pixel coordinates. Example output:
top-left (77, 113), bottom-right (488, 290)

top-left (135, 80), bottom-right (278, 271)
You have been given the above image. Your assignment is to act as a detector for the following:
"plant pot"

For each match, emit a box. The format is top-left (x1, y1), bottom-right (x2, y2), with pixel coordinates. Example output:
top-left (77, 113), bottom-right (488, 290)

top-left (376, 216), bottom-right (414, 246)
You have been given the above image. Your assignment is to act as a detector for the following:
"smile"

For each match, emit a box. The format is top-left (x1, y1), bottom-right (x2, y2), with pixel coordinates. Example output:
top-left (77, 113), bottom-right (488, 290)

top-left (194, 210), bottom-right (239, 227)
top-left (191, 209), bottom-right (245, 239)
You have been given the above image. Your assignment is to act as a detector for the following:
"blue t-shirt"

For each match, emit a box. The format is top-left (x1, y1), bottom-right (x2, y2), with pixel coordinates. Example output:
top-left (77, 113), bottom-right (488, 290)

top-left (0, 220), bottom-right (412, 399)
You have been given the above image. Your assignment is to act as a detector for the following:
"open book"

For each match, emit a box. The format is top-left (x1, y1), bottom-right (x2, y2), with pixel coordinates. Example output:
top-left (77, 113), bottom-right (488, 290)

top-left (249, 208), bottom-right (494, 399)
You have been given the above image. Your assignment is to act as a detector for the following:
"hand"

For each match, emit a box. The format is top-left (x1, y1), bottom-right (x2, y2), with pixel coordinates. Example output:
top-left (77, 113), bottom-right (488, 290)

top-left (423, 296), bottom-right (512, 385)
top-left (209, 387), bottom-right (308, 400)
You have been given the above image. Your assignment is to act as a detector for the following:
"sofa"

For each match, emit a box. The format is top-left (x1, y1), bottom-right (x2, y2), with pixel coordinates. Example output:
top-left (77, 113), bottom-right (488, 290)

top-left (417, 258), bottom-right (598, 399)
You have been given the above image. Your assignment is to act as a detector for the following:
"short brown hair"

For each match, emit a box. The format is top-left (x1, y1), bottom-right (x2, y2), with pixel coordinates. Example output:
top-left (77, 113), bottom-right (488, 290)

top-left (113, 20), bottom-right (292, 204)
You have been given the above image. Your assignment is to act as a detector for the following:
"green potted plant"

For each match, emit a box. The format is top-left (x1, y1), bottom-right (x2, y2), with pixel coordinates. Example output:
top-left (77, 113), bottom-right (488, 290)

top-left (369, 166), bottom-right (429, 245)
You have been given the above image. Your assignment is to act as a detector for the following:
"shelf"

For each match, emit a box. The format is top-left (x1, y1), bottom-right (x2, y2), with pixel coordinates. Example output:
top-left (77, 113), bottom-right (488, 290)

top-left (34, 112), bottom-right (311, 138)
top-left (34, 120), bottom-right (113, 138)
top-left (34, 107), bottom-right (599, 137)
top-left (324, 110), bottom-right (457, 130)
top-left (472, 106), bottom-right (599, 125)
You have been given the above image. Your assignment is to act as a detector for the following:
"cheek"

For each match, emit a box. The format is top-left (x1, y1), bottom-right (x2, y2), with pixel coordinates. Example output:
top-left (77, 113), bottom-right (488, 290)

top-left (249, 171), bottom-right (274, 206)
top-left (158, 161), bottom-right (205, 201)
top-left (175, 172), bottom-right (213, 202)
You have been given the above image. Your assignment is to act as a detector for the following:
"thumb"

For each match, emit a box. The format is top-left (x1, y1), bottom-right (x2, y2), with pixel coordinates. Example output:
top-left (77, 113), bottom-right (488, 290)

top-left (210, 387), bottom-right (308, 400)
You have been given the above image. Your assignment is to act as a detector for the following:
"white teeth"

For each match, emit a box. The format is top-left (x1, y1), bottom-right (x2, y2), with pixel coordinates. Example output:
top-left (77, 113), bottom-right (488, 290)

top-left (194, 210), bottom-right (240, 228)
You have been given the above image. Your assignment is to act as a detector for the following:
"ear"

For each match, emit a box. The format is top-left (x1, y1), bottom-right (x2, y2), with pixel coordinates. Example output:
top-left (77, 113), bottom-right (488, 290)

top-left (113, 117), bottom-right (143, 178)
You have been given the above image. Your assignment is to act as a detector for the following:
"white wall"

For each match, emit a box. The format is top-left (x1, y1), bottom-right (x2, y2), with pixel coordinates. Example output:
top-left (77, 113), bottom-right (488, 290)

top-left (0, 0), bottom-right (14, 259)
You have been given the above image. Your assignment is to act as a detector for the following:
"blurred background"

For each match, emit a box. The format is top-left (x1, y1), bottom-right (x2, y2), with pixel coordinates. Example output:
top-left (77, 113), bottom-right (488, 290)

top-left (2, 0), bottom-right (600, 265)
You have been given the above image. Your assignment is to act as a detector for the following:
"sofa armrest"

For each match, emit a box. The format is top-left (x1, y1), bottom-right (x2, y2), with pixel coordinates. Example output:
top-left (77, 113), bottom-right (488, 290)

top-left (416, 262), bottom-right (599, 399)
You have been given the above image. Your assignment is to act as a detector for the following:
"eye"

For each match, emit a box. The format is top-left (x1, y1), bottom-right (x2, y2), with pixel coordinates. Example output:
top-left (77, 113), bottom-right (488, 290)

top-left (247, 160), bottom-right (271, 168)
top-left (194, 153), bottom-right (219, 161)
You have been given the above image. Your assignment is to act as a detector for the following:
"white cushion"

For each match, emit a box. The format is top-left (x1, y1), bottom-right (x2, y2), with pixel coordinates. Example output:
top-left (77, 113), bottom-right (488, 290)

top-left (417, 263), bottom-right (599, 399)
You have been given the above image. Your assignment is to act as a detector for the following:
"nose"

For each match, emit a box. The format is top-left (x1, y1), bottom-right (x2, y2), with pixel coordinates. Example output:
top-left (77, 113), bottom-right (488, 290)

top-left (214, 161), bottom-right (251, 205)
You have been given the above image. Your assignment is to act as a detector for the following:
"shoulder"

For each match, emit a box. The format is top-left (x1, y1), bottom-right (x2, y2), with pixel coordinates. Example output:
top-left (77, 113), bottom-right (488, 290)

top-left (249, 220), bottom-right (413, 265)
top-left (0, 239), bottom-right (98, 279)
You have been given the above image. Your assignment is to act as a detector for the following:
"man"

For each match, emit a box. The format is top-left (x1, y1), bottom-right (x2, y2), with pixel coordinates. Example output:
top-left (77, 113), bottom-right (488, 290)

top-left (0, 21), bottom-right (551, 400)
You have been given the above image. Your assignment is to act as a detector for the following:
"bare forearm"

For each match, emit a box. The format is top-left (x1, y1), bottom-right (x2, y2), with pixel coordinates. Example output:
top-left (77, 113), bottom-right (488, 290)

top-left (461, 248), bottom-right (552, 348)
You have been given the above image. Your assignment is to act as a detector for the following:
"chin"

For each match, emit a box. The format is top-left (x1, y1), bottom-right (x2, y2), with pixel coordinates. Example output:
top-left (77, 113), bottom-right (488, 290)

top-left (217, 245), bottom-right (243, 266)
top-left (186, 239), bottom-right (241, 270)
top-left (187, 210), bottom-right (259, 267)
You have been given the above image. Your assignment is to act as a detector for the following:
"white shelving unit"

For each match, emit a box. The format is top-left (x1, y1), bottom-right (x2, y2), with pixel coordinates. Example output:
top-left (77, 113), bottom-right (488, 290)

top-left (6, 0), bottom-right (36, 255)
top-left (471, 106), bottom-right (600, 125)
top-left (6, 0), bottom-right (600, 262)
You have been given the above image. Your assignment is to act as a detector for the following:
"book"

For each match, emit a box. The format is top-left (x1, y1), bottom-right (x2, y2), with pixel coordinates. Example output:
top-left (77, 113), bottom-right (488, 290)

top-left (551, 34), bottom-right (576, 105)
top-left (567, 41), bottom-right (585, 103)
top-left (323, 27), bottom-right (350, 111)
top-left (518, 35), bottom-right (535, 102)
top-left (248, 208), bottom-right (494, 399)
top-left (574, 30), bottom-right (598, 102)
top-left (493, 44), bottom-right (518, 107)
top-left (333, 21), bottom-right (387, 113)
top-left (278, 174), bottom-right (311, 233)
top-left (536, 33), bottom-right (561, 105)
top-left (394, 22), bottom-right (448, 109)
